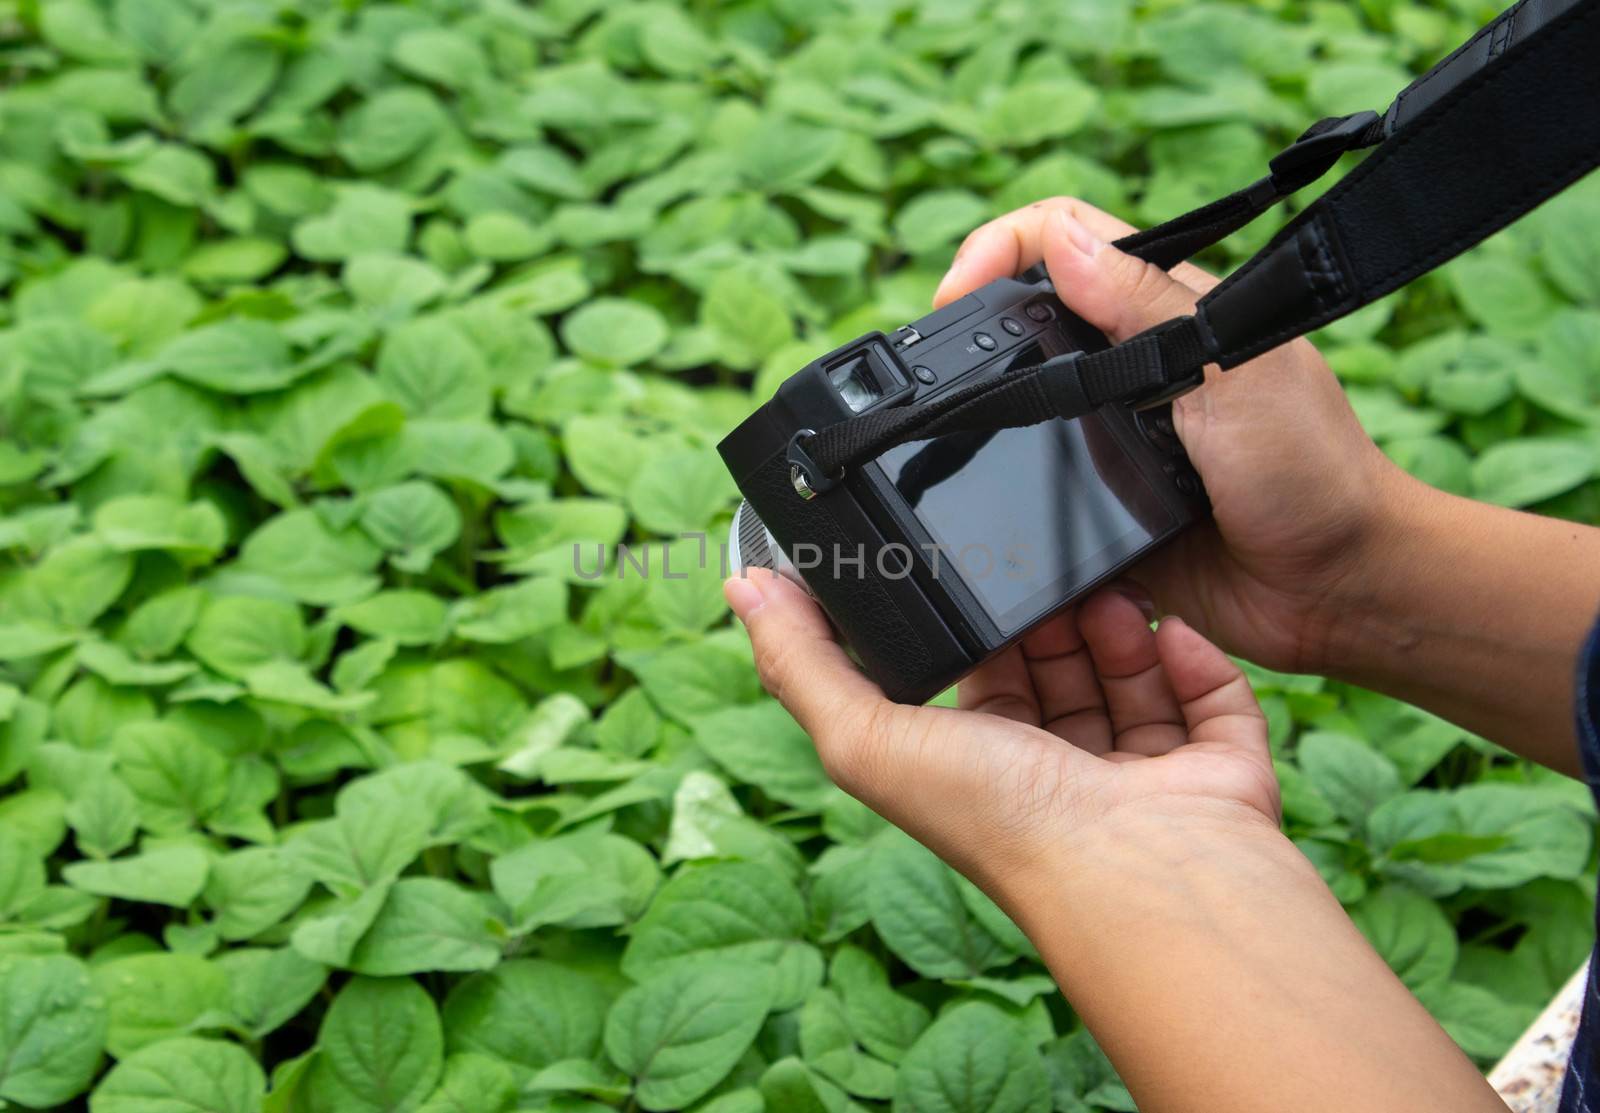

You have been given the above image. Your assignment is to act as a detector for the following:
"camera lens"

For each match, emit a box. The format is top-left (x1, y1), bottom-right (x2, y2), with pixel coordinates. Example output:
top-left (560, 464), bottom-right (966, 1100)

top-left (828, 358), bottom-right (882, 413)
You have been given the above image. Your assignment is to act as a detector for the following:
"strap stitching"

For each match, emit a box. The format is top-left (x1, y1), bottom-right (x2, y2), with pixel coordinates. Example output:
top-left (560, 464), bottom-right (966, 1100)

top-left (1488, 12), bottom-right (1516, 60)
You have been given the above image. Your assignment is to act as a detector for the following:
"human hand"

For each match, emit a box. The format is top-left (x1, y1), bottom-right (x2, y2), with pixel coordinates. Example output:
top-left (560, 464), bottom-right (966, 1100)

top-left (724, 568), bottom-right (1279, 906)
top-left (935, 198), bottom-right (1411, 675)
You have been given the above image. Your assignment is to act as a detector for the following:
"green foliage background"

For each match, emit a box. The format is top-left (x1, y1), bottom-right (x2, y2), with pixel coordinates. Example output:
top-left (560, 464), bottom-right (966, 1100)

top-left (0, 0), bottom-right (1597, 1110)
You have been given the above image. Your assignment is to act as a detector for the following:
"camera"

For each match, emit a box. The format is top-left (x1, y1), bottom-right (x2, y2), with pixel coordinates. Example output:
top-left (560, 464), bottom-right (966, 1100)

top-left (718, 272), bottom-right (1209, 704)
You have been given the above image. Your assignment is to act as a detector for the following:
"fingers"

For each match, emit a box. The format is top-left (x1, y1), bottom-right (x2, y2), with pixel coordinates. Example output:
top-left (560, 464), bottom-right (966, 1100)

top-left (1154, 615), bottom-right (1269, 759)
top-left (1076, 589), bottom-right (1188, 757)
top-left (1017, 610), bottom-right (1113, 754)
top-left (958, 645), bottom-right (1040, 727)
top-left (933, 198), bottom-right (1221, 335)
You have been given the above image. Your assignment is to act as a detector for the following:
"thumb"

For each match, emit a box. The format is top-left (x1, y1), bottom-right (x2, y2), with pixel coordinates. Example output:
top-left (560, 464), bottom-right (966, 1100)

top-left (1042, 208), bottom-right (1202, 343)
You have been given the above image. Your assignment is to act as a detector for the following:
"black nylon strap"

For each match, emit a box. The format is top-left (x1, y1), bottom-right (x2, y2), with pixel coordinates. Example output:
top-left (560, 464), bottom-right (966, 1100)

top-left (1115, 111), bottom-right (1384, 272)
top-left (797, 0), bottom-right (1598, 486)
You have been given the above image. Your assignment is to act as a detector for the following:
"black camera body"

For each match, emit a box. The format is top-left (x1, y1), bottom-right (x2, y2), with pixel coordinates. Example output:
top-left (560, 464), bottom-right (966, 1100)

top-left (718, 275), bottom-right (1209, 704)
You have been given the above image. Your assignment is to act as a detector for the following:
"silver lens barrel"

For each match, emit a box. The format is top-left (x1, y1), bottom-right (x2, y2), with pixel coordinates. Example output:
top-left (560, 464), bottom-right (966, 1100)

top-left (727, 501), bottom-right (810, 594)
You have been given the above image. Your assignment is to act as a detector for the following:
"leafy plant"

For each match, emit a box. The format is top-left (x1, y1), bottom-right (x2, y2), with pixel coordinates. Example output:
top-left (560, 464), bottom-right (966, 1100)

top-left (0, 0), bottom-right (1592, 1109)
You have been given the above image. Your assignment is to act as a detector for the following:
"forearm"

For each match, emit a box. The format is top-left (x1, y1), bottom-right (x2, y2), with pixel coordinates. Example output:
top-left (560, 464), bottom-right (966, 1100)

top-left (1319, 472), bottom-right (1600, 775)
top-left (1005, 808), bottom-right (1507, 1113)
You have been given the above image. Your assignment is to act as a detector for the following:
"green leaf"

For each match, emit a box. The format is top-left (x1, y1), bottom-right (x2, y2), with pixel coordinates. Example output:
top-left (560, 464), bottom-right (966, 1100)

top-left (1294, 731), bottom-right (1404, 829)
top-left (869, 838), bottom-right (1013, 979)
top-left (627, 447), bottom-right (737, 534)
top-left (1447, 254), bottom-right (1557, 335)
top-left (490, 829), bottom-right (660, 931)
top-left (417, 1054), bottom-right (517, 1113)
top-left (1520, 310), bottom-right (1600, 421)
top-left (465, 212), bottom-right (553, 262)
top-left (892, 1002), bottom-right (1050, 1113)
top-left (345, 254), bottom-right (448, 315)
top-left (91, 1036), bottom-right (265, 1113)
top-left (799, 989), bottom-right (897, 1099)
top-left (442, 960), bottom-right (611, 1080)
top-left (291, 884), bottom-right (392, 969)
top-left (1471, 438), bottom-right (1596, 507)
top-left (561, 298), bottom-right (670, 367)
top-left (339, 88), bottom-right (445, 173)
top-left (63, 771), bottom-right (139, 860)
top-left (5, 538), bottom-right (133, 629)
top-left (156, 320), bottom-right (304, 393)
top-left (93, 952), bottom-right (226, 1057)
top-left (619, 640), bottom-right (762, 723)
top-left (236, 508), bottom-right (385, 605)
top-left (701, 271), bottom-right (794, 369)
top-left (1349, 886), bottom-right (1458, 994)
top-left (1371, 784), bottom-right (1592, 895)
top-left (112, 720), bottom-right (228, 832)
top-left (78, 641), bottom-right (198, 687)
top-left (64, 845), bottom-right (209, 907)
top-left (393, 29), bottom-right (489, 91)
top-left (984, 80), bottom-right (1099, 146)
top-left (203, 846), bottom-right (313, 940)
top-left (361, 481), bottom-right (462, 569)
top-left (604, 962), bottom-right (774, 1111)
top-left (0, 831), bottom-right (46, 920)
top-left (895, 190), bottom-right (989, 254)
top-left (830, 946), bottom-right (931, 1064)
top-left (293, 186), bottom-right (414, 262)
top-left (93, 494), bottom-right (225, 557)
top-left (690, 702), bottom-right (832, 809)
top-left (284, 802), bottom-right (430, 894)
top-left (1418, 981), bottom-right (1538, 1062)
top-left (623, 861), bottom-right (820, 1009)
top-left (377, 319), bottom-right (492, 420)
top-left (454, 577), bottom-right (567, 643)
top-left (346, 878), bottom-right (502, 976)
top-left (305, 978), bottom-right (443, 1113)
top-left (739, 118), bottom-right (844, 190)
top-left (760, 1057), bottom-right (856, 1112)
top-left (186, 595), bottom-right (306, 679)
top-left (664, 770), bottom-right (803, 876)
top-left (117, 144), bottom-right (215, 206)
top-left (335, 590), bottom-right (452, 646)
top-left (183, 237), bottom-right (288, 283)
top-left (0, 954), bottom-right (106, 1107)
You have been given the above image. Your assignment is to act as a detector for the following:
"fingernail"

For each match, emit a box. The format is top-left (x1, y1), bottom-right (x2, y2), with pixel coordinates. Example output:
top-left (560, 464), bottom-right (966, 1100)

top-left (1104, 577), bottom-right (1154, 620)
top-left (1058, 211), bottom-right (1102, 258)
top-left (724, 577), bottom-right (765, 622)
top-left (1115, 588), bottom-right (1156, 623)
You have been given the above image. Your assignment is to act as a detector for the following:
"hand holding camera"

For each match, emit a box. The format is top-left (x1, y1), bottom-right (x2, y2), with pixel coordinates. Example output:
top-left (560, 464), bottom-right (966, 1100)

top-left (940, 198), bottom-right (1406, 680)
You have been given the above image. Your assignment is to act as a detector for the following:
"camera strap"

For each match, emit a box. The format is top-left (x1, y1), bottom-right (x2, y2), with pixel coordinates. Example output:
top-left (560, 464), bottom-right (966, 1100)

top-left (793, 0), bottom-right (1600, 492)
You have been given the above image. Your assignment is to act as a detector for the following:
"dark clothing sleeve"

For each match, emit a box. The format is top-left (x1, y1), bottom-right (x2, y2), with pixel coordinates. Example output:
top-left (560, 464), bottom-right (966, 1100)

top-left (1557, 616), bottom-right (1600, 1112)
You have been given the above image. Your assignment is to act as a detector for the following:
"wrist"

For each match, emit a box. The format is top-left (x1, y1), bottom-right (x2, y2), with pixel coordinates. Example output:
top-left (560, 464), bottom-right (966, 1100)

top-left (995, 799), bottom-right (1301, 947)
top-left (1297, 462), bottom-right (1441, 678)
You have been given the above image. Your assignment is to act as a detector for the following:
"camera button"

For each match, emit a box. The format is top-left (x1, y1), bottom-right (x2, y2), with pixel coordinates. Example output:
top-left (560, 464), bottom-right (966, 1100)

top-left (1025, 302), bottom-right (1054, 322)
top-left (1176, 473), bottom-right (1201, 496)
top-left (1000, 317), bottom-right (1024, 336)
top-left (973, 332), bottom-right (997, 351)
top-left (912, 365), bottom-right (936, 385)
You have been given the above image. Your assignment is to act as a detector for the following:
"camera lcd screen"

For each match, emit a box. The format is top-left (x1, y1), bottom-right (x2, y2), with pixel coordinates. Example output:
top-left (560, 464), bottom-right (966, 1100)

top-left (877, 349), bottom-right (1175, 636)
